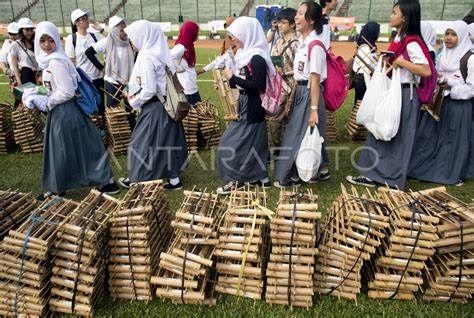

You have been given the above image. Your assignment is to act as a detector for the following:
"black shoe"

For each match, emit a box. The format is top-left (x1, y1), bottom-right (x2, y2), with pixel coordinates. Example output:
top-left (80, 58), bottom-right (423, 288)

top-left (99, 181), bottom-right (121, 195)
top-left (164, 181), bottom-right (183, 191)
top-left (346, 175), bottom-right (377, 188)
top-left (307, 171), bottom-right (331, 184)
top-left (36, 191), bottom-right (66, 201)
top-left (248, 180), bottom-right (271, 189)
top-left (118, 177), bottom-right (130, 189)
top-left (217, 181), bottom-right (245, 195)
top-left (273, 179), bottom-right (301, 189)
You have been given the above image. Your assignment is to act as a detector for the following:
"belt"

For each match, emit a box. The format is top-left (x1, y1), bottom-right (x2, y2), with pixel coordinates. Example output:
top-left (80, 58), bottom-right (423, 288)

top-left (401, 83), bottom-right (412, 88)
top-left (297, 80), bottom-right (308, 86)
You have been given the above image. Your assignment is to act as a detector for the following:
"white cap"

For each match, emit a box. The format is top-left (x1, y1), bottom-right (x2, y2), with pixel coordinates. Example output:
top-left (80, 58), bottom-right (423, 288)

top-left (18, 18), bottom-right (33, 29)
top-left (108, 16), bottom-right (124, 29)
top-left (71, 8), bottom-right (88, 24)
top-left (7, 22), bottom-right (19, 34)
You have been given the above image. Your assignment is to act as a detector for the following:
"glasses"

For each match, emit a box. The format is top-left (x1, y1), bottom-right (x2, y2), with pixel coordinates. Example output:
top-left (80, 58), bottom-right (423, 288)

top-left (77, 15), bottom-right (89, 22)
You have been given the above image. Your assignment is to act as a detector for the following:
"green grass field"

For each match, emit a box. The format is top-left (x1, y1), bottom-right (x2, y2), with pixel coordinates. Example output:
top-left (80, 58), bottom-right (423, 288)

top-left (0, 48), bottom-right (473, 317)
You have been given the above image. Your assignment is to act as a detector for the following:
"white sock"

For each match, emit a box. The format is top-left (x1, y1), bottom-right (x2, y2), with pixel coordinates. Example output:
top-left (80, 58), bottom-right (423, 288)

top-left (260, 177), bottom-right (270, 183)
top-left (170, 177), bottom-right (180, 186)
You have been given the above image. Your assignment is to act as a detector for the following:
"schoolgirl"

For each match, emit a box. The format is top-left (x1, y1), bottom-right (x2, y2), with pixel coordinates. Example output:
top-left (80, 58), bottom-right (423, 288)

top-left (117, 20), bottom-right (188, 190)
top-left (21, 21), bottom-right (119, 200)
top-left (0, 22), bottom-right (19, 76)
top-left (274, 1), bottom-right (329, 187)
top-left (352, 21), bottom-right (380, 105)
top-left (10, 18), bottom-right (39, 86)
top-left (409, 21), bottom-right (473, 186)
top-left (216, 16), bottom-right (275, 195)
top-left (320, 0), bottom-right (337, 48)
top-left (347, 0), bottom-right (433, 190)
top-left (171, 21), bottom-right (202, 105)
top-left (466, 23), bottom-right (474, 179)
top-left (65, 9), bottom-right (106, 116)
top-left (85, 16), bottom-right (136, 130)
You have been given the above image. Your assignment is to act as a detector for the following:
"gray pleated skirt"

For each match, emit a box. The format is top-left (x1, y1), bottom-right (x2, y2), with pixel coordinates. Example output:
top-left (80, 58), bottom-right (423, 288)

top-left (217, 93), bottom-right (268, 182)
top-left (43, 99), bottom-right (113, 193)
top-left (466, 121), bottom-right (474, 179)
top-left (274, 84), bottom-right (328, 182)
top-left (408, 96), bottom-right (472, 184)
top-left (128, 98), bottom-right (188, 182)
top-left (357, 87), bottom-right (419, 190)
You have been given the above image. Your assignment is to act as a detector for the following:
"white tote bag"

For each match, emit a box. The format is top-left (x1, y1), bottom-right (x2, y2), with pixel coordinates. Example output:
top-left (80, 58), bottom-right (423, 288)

top-left (357, 57), bottom-right (402, 141)
top-left (296, 127), bottom-right (324, 182)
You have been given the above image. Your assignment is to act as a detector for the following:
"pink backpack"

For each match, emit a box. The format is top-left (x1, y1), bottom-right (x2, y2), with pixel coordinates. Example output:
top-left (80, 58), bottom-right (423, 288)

top-left (247, 64), bottom-right (283, 116)
top-left (307, 40), bottom-right (349, 111)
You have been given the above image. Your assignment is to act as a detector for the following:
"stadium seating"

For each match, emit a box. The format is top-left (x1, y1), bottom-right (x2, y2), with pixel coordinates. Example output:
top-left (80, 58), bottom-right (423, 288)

top-left (0, 0), bottom-right (471, 26)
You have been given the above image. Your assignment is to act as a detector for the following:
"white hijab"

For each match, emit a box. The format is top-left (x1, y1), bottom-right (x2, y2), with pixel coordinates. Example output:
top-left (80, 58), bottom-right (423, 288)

top-left (469, 23), bottom-right (474, 51)
top-left (438, 20), bottom-right (472, 73)
top-left (105, 19), bottom-right (134, 84)
top-left (226, 17), bottom-right (275, 77)
top-left (124, 20), bottom-right (175, 74)
top-left (421, 21), bottom-right (436, 53)
top-left (34, 21), bottom-right (79, 82)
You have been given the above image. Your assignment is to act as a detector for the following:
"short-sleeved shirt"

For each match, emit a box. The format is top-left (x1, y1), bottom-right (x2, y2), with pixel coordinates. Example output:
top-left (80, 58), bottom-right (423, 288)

top-left (293, 31), bottom-right (327, 82)
top-left (394, 35), bottom-right (429, 84)
top-left (10, 41), bottom-right (38, 71)
top-left (65, 32), bottom-right (102, 80)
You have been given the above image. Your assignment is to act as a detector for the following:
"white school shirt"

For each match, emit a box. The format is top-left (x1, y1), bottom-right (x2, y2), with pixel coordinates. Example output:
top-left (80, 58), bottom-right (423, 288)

top-left (438, 55), bottom-right (474, 100)
top-left (393, 35), bottom-right (429, 84)
top-left (23, 59), bottom-right (78, 112)
top-left (65, 32), bottom-right (103, 80)
top-left (92, 37), bottom-right (128, 85)
top-left (293, 31), bottom-right (327, 83)
top-left (321, 23), bottom-right (331, 49)
top-left (0, 39), bottom-right (13, 69)
top-left (129, 56), bottom-right (166, 110)
top-left (170, 44), bottom-right (198, 95)
top-left (203, 52), bottom-right (235, 72)
top-left (10, 41), bottom-right (38, 70)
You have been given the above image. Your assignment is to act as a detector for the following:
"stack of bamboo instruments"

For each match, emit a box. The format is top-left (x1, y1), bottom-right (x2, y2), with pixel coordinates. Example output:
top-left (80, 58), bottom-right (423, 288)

top-left (266, 190), bottom-right (320, 308)
top-left (12, 108), bottom-right (44, 153)
top-left (215, 186), bottom-right (271, 300)
top-left (212, 68), bottom-right (239, 122)
top-left (49, 190), bottom-right (122, 317)
top-left (417, 187), bottom-right (474, 303)
top-left (314, 185), bottom-right (390, 301)
top-left (325, 111), bottom-right (338, 142)
top-left (182, 107), bottom-right (199, 154)
top-left (105, 107), bottom-right (132, 155)
top-left (345, 101), bottom-right (368, 142)
top-left (0, 190), bottom-right (38, 239)
top-left (108, 181), bottom-right (173, 301)
top-left (152, 188), bottom-right (227, 305)
top-left (0, 104), bottom-right (15, 154)
top-left (0, 197), bottom-right (77, 317)
top-left (366, 188), bottom-right (439, 300)
top-left (195, 101), bottom-right (221, 149)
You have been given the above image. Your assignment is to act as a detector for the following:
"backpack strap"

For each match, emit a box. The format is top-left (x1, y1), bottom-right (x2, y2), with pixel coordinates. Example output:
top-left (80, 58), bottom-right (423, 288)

top-left (73, 32), bottom-right (98, 50)
top-left (307, 40), bottom-right (328, 62)
top-left (460, 51), bottom-right (473, 81)
top-left (279, 39), bottom-right (298, 57)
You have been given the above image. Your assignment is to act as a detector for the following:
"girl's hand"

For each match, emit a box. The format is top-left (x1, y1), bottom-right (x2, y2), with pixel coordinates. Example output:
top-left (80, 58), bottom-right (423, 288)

top-left (308, 109), bottom-right (319, 127)
top-left (223, 68), bottom-right (233, 80)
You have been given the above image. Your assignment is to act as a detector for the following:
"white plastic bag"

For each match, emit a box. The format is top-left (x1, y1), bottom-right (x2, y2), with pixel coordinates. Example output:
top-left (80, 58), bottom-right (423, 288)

top-left (356, 57), bottom-right (402, 141)
top-left (296, 126), bottom-right (324, 182)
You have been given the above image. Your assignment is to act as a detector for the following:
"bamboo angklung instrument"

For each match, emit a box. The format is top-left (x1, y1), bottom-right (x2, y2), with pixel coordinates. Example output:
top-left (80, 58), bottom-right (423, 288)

top-left (152, 187), bottom-right (227, 305)
top-left (0, 196), bottom-right (78, 317)
top-left (49, 190), bottom-right (122, 317)
top-left (212, 68), bottom-right (240, 122)
top-left (108, 181), bottom-right (173, 302)
top-left (0, 103), bottom-right (15, 154)
top-left (266, 189), bottom-right (320, 308)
